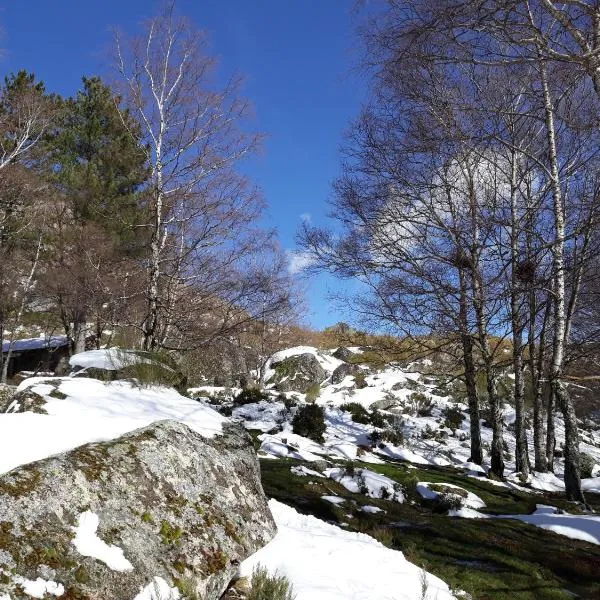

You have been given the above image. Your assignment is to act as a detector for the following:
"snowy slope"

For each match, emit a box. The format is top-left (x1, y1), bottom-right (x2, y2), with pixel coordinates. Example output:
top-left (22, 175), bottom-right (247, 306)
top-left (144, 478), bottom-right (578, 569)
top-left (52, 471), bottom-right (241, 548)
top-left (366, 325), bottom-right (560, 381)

top-left (240, 499), bottom-right (456, 600)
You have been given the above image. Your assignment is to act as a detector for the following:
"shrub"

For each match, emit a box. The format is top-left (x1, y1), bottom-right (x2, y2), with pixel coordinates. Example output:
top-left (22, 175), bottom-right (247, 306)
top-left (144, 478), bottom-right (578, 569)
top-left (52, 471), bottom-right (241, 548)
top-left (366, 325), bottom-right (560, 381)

top-left (234, 387), bottom-right (269, 406)
top-left (340, 402), bottom-right (371, 424)
top-left (580, 452), bottom-right (596, 479)
top-left (370, 409), bottom-right (389, 428)
top-left (432, 491), bottom-right (464, 513)
top-left (410, 392), bottom-right (435, 417)
top-left (292, 404), bottom-right (326, 442)
top-left (380, 428), bottom-right (404, 446)
top-left (442, 405), bottom-right (464, 432)
top-left (305, 383), bottom-right (321, 403)
top-left (116, 349), bottom-right (186, 390)
top-left (282, 395), bottom-right (297, 410)
top-left (247, 564), bottom-right (295, 600)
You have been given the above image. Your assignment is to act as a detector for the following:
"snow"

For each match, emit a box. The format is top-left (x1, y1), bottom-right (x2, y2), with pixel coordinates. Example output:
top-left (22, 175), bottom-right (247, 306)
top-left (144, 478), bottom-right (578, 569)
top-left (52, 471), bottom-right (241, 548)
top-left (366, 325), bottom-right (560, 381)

top-left (0, 377), bottom-right (225, 475)
top-left (360, 505), bottom-right (384, 514)
top-left (417, 482), bottom-right (486, 510)
top-left (71, 511), bottom-right (133, 571)
top-left (582, 477), bottom-right (600, 493)
top-left (291, 465), bottom-right (325, 478)
top-left (12, 576), bottom-right (64, 598)
top-left (133, 577), bottom-right (181, 600)
top-left (325, 467), bottom-right (404, 502)
top-left (501, 504), bottom-right (600, 545)
top-left (322, 495), bottom-right (346, 505)
top-left (240, 500), bottom-right (456, 600)
top-left (2, 335), bottom-right (68, 353)
top-left (69, 348), bottom-right (167, 372)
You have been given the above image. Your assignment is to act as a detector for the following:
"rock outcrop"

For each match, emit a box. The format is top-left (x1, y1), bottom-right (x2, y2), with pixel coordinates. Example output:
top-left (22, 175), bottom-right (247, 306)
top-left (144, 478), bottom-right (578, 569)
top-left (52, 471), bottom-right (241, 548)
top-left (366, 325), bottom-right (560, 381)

top-left (268, 353), bottom-right (327, 393)
top-left (0, 420), bottom-right (276, 600)
top-left (330, 363), bottom-right (366, 385)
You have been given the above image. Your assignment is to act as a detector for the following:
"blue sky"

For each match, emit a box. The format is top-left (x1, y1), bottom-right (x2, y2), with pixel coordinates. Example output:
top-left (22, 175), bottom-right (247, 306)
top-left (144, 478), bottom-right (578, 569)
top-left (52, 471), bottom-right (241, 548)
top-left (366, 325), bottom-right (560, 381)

top-left (0, 1), bottom-right (367, 330)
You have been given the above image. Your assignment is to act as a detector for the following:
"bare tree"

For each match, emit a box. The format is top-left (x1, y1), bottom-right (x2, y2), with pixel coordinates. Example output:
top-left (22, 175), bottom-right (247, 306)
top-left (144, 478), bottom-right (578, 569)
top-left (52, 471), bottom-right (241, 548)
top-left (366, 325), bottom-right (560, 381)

top-left (114, 4), bottom-right (280, 351)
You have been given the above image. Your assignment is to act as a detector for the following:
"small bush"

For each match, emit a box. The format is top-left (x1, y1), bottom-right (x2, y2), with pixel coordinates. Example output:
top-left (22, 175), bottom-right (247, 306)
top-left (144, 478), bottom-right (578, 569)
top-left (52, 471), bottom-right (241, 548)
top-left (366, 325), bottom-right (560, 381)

top-left (380, 428), bottom-right (404, 446)
top-left (234, 387), bottom-right (269, 406)
top-left (442, 405), bottom-right (464, 432)
top-left (340, 402), bottom-right (371, 424)
top-left (370, 409), bottom-right (389, 428)
top-left (292, 404), bottom-right (326, 442)
top-left (410, 392), bottom-right (435, 417)
top-left (282, 395), bottom-right (297, 410)
top-left (305, 383), bottom-right (321, 403)
top-left (580, 452), bottom-right (596, 479)
top-left (247, 564), bottom-right (295, 600)
top-left (432, 492), bottom-right (464, 513)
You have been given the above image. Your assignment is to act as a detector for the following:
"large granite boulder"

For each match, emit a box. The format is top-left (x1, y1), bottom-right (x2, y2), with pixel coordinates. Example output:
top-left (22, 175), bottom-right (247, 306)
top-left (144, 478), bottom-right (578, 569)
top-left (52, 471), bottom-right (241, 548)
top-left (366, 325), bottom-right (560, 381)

top-left (332, 347), bottom-right (354, 362)
top-left (0, 420), bottom-right (276, 600)
top-left (268, 353), bottom-right (327, 393)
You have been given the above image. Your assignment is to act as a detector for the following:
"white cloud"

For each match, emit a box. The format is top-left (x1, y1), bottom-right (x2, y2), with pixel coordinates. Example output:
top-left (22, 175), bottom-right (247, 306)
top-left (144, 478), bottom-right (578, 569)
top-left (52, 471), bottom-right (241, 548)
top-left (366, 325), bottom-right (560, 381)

top-left (286, 249), bottom-right (315, 274)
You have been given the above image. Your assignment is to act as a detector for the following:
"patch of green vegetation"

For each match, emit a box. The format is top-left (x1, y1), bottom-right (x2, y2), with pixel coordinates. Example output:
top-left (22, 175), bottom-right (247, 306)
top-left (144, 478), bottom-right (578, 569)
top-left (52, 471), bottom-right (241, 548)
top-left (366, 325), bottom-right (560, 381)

top-left (234, 387), bottom-right (269, 406)
top-left (49, 389), bottom-right (67, 400)
top-left (247, 564), bottom-right (295, 600)
top-left (0, 465), bottom-right (41, 497)
top-left (292, 404), bottom-right (326, 443)
top-left (260, 457), bottom-right (600, 600)
top-left (73, 565), bottom-right (89, 584)
top-left (159, 520), bottom-right (183, 545)
top-left (174, 576), bottom-right (199, 599)
top-left (305, 383), bottom-right (321, 403)
top-left (141, 511), bottom-right (154, 524)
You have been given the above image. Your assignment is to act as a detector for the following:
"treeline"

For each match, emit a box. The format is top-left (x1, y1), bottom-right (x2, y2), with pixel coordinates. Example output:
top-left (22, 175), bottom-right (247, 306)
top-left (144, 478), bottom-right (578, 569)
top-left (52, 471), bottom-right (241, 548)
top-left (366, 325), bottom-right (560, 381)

top-left (0, 8), bottom-right (295, 378)
top-left (302, 1), bottom-right (600, 502)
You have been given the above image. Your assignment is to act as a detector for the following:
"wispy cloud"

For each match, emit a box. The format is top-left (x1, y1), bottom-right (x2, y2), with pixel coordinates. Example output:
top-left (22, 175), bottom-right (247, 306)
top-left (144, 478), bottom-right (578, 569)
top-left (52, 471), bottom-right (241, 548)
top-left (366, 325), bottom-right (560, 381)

top-left (300, 212), bottom-right (312, 223)
top-left (286, 249), bottom-right (315, 275)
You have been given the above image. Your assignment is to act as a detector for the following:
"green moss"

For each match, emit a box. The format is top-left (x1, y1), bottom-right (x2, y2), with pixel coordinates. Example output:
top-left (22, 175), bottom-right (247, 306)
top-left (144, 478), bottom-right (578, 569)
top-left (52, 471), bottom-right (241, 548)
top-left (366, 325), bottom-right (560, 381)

top-left (174, 576), bottom-right (198, 599)
top-left (141, 512), bottom-right (154, 524)
top-left (49, 389), bottom-right (67, 400)
top-left (73, 565), bottom-right (89, 584)
top-left (71, 444), bottom-right (111, 481)
top-left (159, 520), bottom-right (183, 545)
top-left (0, 466), bottom-right (41, 497)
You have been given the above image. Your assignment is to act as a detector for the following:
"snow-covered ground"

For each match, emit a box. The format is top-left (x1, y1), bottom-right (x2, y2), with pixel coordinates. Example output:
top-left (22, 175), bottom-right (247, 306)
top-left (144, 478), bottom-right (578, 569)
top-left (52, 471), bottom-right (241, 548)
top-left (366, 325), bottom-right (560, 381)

top-left (240, 499), bottom-right (457, 600)
top-left (0, 376), bottom-right (225, 476)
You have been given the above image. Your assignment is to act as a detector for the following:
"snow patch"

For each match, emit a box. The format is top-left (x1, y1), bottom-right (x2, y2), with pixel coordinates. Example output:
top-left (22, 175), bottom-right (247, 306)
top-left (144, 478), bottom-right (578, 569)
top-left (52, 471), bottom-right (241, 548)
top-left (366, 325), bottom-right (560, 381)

top-left (72, 511), bottom-right (133, 571)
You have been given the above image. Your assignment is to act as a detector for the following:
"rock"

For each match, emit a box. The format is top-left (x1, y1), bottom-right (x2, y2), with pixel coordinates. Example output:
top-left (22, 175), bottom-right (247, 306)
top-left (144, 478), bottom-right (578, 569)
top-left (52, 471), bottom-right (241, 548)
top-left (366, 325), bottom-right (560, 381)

top-left (0, 420), bottom-right (276, 600)
top-left (370, 395), bottom-right (399, 411)
top-left (53, 356), bottom-right (71, 377)
top-left (268, 353), bottom-right (327, 393)
top-left (330, 363), bottom-right (365, 385)
top-left (332, 347), bottom-right (354, 362)
top-left (391, 378), bottom-right (421, 392)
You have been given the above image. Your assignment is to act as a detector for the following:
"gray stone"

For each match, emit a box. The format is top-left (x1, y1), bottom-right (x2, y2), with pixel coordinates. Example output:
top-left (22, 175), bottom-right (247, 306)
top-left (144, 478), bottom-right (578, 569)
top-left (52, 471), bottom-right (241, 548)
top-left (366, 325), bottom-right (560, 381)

top-left (331, 347), bottom-right (353, 362)
top-left (268, 353), bottom-right (327, 393)
top-left (0, 420), bottom-right (276, 600)
top-left (330, 363), bottom-right (365, 385)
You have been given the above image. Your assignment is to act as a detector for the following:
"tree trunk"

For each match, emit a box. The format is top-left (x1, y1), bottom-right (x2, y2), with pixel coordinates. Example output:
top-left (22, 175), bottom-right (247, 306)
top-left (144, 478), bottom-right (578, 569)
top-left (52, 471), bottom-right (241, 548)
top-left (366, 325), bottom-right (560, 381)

top-left (72, 314), bottom-right (87, 355)
top-left (531, 297), bottom-right (549, 472)
top-left (510, 150), bottom-right (530, 476)
top-left (540, 56), bottom-right (584, 502)
top-left (458, 267), bottom-right (482, 465)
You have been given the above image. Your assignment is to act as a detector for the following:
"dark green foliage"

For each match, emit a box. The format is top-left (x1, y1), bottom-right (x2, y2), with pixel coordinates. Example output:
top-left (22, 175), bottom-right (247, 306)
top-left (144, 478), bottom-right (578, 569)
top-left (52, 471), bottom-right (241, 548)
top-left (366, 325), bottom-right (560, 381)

top-left (305, 383), bottom-right (321, 402)
top-left (340, 402), bottom-right (371, 424)
top-left (442, 404), bottom-right (464, 431)
top-left (410, 392), bottom-right (434, 417)
top-left (48, 76), bottom-right (148, 254)
top-left (234, 387), bottom-right (269, 406)
top-left (292, 404), bottom-right (326, 443)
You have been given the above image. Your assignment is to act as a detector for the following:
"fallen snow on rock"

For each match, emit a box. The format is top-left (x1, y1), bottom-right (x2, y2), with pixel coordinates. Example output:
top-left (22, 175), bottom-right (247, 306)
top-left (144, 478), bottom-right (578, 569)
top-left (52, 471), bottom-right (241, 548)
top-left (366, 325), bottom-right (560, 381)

top-left (500, 504), bottom-right (600, 545)
top-left (417, 482), bottom-right (486, 510)
top-left (0, 377), bottom-right (225, 475)
top-left (291, 465), bottom-right (325, 478)
top-left (322, 495), bottom-right (346, 505)
top-left (12, 576), bottom-right (64, 599)
top-left (72, 511), bottom-right (133, 571)
top-left (360, 505), bottom-right (384, 514)
top-left (241, 500), bottom-right (456, 600)
top-left (69, 348), bottom-right (167, 372)
top-left (325, 467), bottom-right (404, 502)
top-left (133, 576), bottom-right (181, 600)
